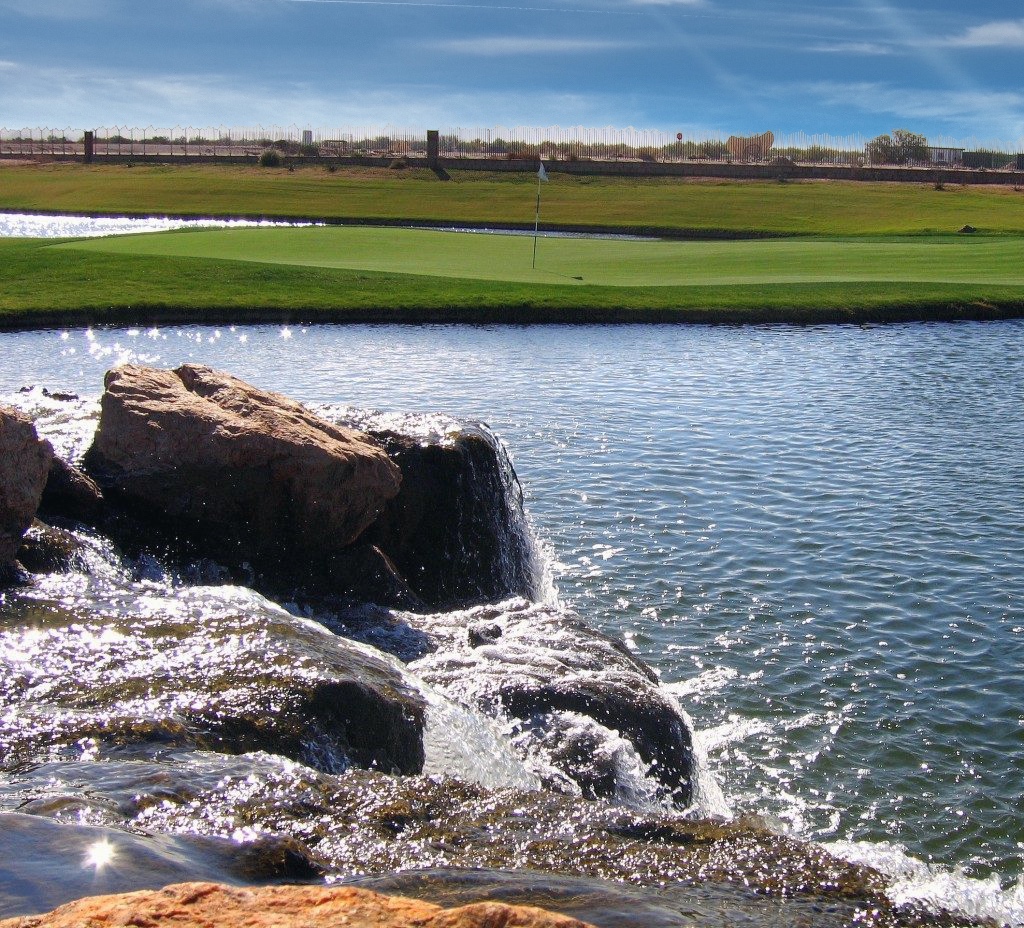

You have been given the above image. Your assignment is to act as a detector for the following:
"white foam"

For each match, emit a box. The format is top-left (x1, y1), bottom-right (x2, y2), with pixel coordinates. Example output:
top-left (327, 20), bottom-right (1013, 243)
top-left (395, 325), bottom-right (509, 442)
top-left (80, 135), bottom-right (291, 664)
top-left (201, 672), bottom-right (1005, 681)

top-left (826, 840), bottom-right (1024, 927)
top-left (419, 684), bottom-right (542, 792)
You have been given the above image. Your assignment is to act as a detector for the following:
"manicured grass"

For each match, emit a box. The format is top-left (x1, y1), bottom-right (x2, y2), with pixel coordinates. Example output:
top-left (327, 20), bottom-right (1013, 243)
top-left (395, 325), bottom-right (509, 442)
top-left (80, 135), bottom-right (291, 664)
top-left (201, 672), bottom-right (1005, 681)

top-left (62, 226), bottom-right (1024, 287)
top-left (3, 162), bottom-right (1024, 236)
top-left (2, 234), bottom-right (1022, 329)
top-left (3, 162), bottom-right (1024, 326)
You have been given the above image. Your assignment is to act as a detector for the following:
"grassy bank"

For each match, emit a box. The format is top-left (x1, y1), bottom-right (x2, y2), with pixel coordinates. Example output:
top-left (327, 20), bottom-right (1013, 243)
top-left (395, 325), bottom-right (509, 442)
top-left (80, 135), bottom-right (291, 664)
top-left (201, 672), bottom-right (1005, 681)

top-left (1, 235), bottom-right (1022, 329)
top-left (3, 162), bottom-right (1024, 236)
top-left (2, 162), bottom-right (1024, 327)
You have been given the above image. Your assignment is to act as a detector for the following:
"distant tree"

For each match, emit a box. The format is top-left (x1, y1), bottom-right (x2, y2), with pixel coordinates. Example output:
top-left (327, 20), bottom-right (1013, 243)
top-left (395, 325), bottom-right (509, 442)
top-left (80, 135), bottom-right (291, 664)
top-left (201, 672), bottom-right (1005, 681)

top-left (867, 129), bottom-right (930, 165)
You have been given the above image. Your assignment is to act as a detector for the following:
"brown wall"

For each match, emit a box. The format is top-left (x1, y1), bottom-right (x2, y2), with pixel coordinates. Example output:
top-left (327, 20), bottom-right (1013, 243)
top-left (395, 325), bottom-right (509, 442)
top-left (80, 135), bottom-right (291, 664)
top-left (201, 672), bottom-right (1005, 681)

top-left (2, 150), bottom-right (1021, 185)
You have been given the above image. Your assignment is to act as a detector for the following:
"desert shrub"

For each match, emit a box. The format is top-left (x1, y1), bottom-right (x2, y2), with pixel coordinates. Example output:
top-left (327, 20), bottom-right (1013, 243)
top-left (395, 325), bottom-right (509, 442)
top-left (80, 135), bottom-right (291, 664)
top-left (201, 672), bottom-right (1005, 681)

top-left (258, 148), bottom-right (282, 167)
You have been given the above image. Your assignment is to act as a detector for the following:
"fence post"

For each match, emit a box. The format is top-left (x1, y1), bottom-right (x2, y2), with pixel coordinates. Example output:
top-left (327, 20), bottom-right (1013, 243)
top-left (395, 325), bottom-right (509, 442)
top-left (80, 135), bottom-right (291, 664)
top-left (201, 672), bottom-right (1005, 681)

top-left (83, 130), bottom-right (94, 163)
top-left (427, 129), bottom-right (439, 167)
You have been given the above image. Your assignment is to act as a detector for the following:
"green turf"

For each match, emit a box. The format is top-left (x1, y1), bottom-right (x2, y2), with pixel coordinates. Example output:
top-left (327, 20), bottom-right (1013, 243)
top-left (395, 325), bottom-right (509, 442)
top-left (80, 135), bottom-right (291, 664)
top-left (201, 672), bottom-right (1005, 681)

top-left (4, 162), bottom-right (1024, 236)
top-left (60, 226), bottom-right (1024, 287)
top-left (1, 233), bottom-right (1022, 329)
top-left (4, 163), bottom-right (1024, 326)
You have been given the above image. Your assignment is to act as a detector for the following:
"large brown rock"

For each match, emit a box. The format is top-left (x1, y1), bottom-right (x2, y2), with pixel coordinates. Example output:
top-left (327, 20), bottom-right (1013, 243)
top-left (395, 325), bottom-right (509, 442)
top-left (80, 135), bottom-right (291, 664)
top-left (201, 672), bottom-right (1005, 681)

top-left (82, 364), bottom-right (402, 587)
top-left (0, 405), bottom-right (53, 568)
top-left (0, 881), bottom-right (597, 928)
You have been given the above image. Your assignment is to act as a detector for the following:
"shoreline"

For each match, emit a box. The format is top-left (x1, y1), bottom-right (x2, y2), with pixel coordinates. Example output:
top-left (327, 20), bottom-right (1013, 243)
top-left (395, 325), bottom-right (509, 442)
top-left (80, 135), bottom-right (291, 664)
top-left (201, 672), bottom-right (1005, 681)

top-left (2, 300), bottom-right (1024, 332)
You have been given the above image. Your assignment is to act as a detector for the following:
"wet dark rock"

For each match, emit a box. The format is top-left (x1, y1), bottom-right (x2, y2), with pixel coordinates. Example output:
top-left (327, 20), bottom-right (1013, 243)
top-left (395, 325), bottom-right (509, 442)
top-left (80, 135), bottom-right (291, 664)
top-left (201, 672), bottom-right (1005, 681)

top-left (0, 757), bottom-right (973, 928)
top-left (0, 405), bottom-right (53, 570)
top-left (108, 763), bottom-right (965, 927)
top-left (18, 387), bottom-right (80, 403)
top-left (360, 421), bottom-right (537, 610)
top-left (0, 586), bottom-right (425, 776)
top-left (407, 601), bottom-right (695, 807)
top-left (39, 456), bottom-right (104, 524)
top-left (82, 364), bottom-right (402, 594)
top-left (353, 867), bottom-right (859, 928)
top-left (16, 521), bottom-right (88, 574)
top-left (325, 541), bottom-right (423, 610)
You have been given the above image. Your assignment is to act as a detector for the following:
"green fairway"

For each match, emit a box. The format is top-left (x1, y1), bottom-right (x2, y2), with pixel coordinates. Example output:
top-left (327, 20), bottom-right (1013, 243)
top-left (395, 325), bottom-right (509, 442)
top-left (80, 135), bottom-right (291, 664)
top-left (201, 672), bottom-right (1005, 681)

top-left (61, 226), bottom-right (1024, 287)
top-left (4, 163), bottom-right (1024, 237)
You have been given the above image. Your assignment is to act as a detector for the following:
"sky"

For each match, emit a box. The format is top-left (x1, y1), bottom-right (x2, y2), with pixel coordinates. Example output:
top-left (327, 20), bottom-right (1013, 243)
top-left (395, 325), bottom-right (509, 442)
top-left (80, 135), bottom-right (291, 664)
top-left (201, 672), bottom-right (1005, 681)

top-left (1, 0), bottom-right (1022, 144)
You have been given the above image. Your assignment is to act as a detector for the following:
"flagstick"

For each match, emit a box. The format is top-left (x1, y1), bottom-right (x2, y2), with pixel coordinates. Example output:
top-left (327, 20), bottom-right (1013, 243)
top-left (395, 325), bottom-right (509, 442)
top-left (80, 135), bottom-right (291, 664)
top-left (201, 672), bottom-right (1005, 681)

top-left (532, 174), bottom-right (542, 269)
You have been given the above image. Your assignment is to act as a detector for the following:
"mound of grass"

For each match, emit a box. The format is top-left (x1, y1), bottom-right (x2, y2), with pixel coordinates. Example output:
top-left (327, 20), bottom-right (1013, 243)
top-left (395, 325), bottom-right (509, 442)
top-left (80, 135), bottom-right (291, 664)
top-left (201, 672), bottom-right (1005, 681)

top-left (59, 226), bottom-right (1024, 288)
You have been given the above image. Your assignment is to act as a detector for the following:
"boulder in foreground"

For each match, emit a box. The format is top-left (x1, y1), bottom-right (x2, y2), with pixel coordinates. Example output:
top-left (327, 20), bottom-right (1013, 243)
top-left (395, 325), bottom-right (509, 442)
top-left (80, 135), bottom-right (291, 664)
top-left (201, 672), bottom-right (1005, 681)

top-left (0, 881), bottom-right (597, 928)
top-left (0, 404), bottom-right (53, 572)
top-left (83, 364), bottom-right (402, 588)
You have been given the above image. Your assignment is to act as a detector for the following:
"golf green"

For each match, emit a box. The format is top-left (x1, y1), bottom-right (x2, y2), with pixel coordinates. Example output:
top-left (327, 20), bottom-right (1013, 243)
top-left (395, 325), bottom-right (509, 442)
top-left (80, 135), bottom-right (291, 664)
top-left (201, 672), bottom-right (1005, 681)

top-left (59, 226), bottom-right (1024, 288)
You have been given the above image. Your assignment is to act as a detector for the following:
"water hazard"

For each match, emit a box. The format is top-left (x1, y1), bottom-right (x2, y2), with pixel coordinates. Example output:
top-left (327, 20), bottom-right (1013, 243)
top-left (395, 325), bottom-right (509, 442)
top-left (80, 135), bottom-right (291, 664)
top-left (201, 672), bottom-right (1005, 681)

top-left (2, 322), bottom-right (1023, 925)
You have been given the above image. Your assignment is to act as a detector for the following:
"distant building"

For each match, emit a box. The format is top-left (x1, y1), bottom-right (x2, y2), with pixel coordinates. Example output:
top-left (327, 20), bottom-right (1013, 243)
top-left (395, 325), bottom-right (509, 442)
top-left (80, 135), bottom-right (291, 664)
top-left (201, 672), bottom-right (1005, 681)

top-left (927, 146), bottom-right (964, 165)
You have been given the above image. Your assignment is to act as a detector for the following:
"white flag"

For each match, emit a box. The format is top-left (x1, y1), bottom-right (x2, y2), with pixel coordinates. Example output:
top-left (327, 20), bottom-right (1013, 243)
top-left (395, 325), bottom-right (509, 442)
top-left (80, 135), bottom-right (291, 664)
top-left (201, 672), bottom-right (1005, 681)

top-left (538, 160), bottom-right (548, 182)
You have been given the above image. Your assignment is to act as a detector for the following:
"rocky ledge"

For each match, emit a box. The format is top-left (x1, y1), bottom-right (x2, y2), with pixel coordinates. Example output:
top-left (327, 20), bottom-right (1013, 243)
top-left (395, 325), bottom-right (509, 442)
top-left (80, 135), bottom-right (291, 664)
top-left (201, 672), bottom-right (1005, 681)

top-left (8, 363), bottom-right (538, 610)
top-left (0, 881), bottom-right (595, 928)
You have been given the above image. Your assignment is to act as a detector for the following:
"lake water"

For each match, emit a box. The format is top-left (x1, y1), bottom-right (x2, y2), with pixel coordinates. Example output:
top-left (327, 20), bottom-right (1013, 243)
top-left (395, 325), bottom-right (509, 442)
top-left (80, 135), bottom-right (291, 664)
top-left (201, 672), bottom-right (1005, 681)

top-left (3, 320), bottom-right (1023, 922)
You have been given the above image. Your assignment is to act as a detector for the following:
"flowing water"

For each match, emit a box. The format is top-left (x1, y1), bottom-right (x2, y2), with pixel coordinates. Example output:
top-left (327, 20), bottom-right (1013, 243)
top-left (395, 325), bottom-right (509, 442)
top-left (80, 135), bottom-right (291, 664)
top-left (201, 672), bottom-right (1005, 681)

top-left (1, 244), bottom-right (1023, 921)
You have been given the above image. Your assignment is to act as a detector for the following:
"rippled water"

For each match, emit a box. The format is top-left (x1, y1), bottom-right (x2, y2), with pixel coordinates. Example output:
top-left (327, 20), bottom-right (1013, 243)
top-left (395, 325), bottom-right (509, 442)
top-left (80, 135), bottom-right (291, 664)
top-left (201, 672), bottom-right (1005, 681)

top-left (2, 321), bottom-right (1023, 922)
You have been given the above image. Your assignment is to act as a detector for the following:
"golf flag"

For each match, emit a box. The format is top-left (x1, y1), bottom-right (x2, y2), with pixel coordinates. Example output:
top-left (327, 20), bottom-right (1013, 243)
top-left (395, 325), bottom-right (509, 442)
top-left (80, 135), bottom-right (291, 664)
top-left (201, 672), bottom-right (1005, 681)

top-left (532, 160), bottom-right (547, 268)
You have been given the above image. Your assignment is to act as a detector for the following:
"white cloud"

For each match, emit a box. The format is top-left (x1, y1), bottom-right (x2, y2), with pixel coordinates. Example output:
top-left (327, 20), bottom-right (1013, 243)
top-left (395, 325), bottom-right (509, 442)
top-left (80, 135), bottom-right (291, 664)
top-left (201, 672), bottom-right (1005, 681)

top-left (0, 60), bottom-right (632, 128)
top-left (808, 41), bottom-right (894, 56)
top-left (940, 19), bottom-right (1024, 48)
top-left (629, 0), bottom-right (703, 6)
top-left (786, 80), bottom-right (1024, 142)
top-left (428, 36), bottom-right (634, 54)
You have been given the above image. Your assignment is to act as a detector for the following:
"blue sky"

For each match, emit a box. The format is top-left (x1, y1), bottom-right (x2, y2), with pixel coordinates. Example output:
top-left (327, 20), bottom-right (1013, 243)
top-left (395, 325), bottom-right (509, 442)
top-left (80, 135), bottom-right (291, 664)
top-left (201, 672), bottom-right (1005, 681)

top-left (1, 0), bottom-right (1022, 144)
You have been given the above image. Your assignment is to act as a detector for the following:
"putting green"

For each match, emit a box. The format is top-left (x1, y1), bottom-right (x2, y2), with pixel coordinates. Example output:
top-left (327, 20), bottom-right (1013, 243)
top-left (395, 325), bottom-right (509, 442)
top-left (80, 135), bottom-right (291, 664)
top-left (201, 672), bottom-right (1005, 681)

top-left (58, 226), bottom-right (1024, 288)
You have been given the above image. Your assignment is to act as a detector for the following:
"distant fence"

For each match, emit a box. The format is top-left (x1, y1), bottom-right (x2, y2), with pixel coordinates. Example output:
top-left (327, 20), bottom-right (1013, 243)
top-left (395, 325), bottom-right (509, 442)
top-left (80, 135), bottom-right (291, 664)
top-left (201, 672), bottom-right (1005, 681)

top-left (2, 125), bottom-right (1022, 168)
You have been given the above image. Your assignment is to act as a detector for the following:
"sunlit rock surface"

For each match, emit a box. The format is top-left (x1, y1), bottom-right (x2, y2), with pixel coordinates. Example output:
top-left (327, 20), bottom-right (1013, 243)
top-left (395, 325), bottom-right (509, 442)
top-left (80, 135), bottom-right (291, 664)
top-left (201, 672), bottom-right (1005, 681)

top-left (0, 584), bottom-right (425, 775)
top-left (0, 405), bottom-right (53, 571)
top-left (0, 881), bottom-right (596, 928)
top-left (82, 364), bottom-right (402, 590)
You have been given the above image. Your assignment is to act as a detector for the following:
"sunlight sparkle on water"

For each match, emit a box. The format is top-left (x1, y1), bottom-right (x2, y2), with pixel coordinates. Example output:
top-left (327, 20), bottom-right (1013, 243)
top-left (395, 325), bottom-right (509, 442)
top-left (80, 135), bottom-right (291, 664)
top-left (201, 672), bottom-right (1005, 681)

top-left (82, 838), bottom-right (116, 871)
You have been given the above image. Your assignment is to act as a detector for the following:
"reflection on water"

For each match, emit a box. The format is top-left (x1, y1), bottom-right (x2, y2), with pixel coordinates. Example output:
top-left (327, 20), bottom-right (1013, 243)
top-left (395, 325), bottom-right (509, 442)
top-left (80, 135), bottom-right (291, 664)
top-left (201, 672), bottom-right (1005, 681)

top-left (0, 212), bottom-right (315, 238)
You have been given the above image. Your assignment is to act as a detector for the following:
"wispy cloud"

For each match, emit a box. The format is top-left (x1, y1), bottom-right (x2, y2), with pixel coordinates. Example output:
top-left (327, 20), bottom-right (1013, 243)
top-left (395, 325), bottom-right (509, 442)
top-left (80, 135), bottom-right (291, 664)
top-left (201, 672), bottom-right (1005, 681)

top-left (808, 41), bottom-right (893, 55)
top-left (939, 19), bottom-right (1024, 48)
top-left (428, 36), bottom-right (635, 54)
top-left (274, 0), bottom-right (640, 13)
top-left (788, 80), bottom-right (1024, 140)
top-left (0, 60), bottom-right (632, 128)
top-left (629, 0), bottom-right (704, 6)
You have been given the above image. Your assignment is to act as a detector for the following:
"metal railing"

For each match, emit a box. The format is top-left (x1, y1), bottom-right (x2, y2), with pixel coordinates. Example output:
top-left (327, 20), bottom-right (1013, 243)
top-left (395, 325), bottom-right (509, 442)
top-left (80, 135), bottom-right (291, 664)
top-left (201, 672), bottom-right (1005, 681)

top-left (2, 125), bottom-right (1022, 167)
